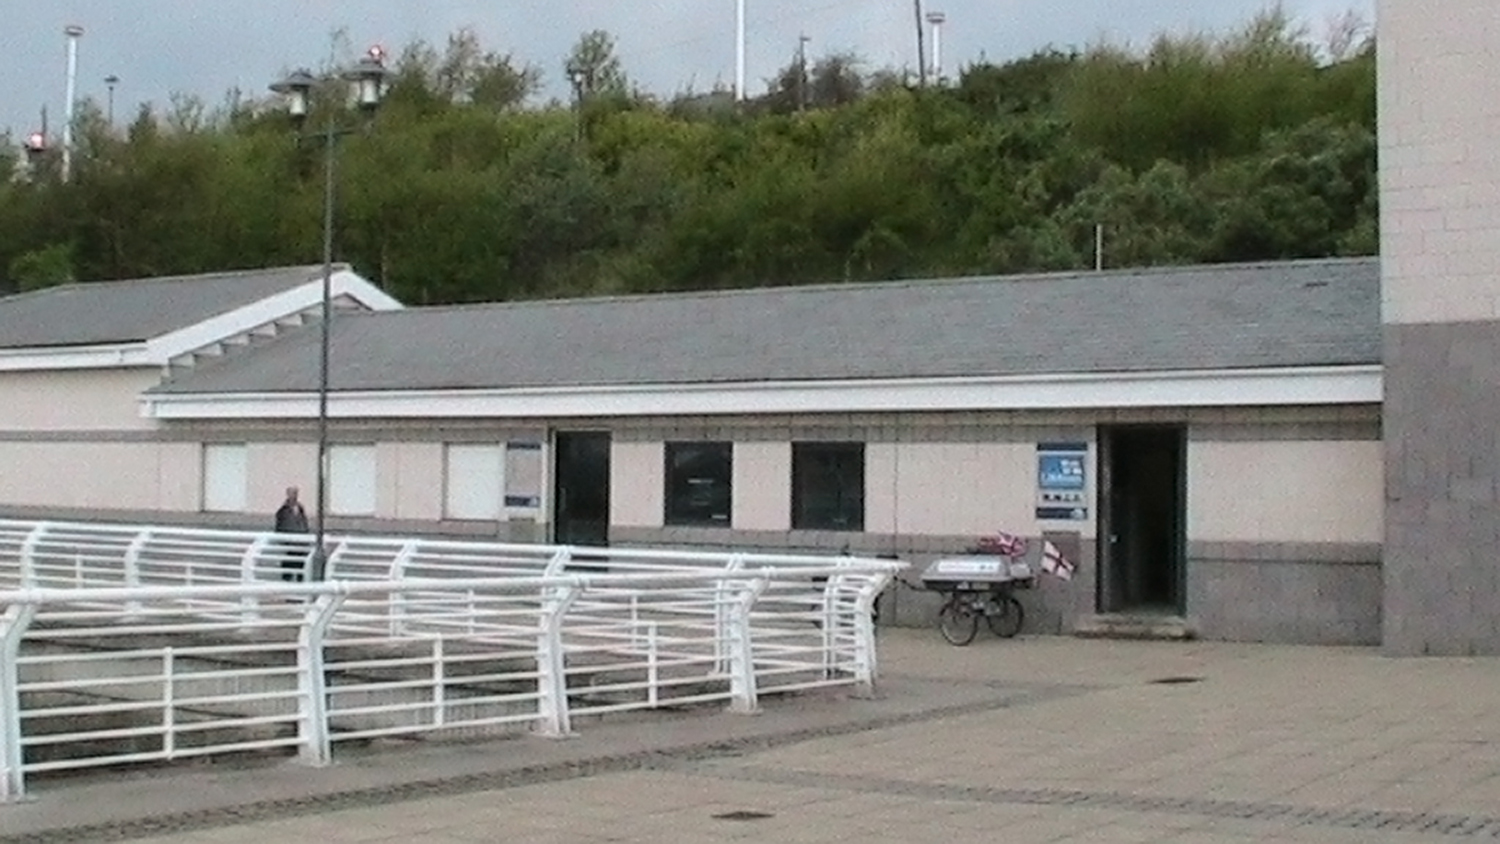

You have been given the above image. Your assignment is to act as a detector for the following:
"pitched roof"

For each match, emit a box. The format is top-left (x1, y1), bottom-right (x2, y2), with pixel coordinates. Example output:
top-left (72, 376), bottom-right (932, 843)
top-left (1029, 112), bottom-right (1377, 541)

top-left (0, 265), bottom-right (346, 350)
top-left (151, 257), bottom-right (1380, 395)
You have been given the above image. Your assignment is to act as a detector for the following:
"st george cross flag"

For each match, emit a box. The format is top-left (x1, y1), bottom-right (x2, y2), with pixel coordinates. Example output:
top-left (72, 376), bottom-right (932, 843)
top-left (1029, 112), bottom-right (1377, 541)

top-left (978, 530), bottom-right (1028, 558)
top-left (1040, 540), bottom-right (1076, 581)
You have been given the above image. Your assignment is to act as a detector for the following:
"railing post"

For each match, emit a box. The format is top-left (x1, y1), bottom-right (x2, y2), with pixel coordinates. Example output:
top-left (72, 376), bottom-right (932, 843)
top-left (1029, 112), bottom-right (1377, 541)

top-left (1, 602), bottom-right (39, 802)
top-left (820, 572), bottom-right (844, 680)
top-left (725, 575), bottom-right (767, 715)
top-left (238, 536), bottom-right (270, 626)
top-left (715, 555), bottom-right (745, 674)
top-left (123, 530), bottom-right (151, 617)
top-left (630, 594), bottom-right (641, 651)
top-left (432, 636), bottom-right (446, 728)
top-left (543, 548), bottom-right (572, 577)
top-left (17, 524), bottom-right (48, 589)
top-left (850, 573), bottom-right (892, 698)
top-left (647, 622), bottom-right (659, 707)
top-left (535, 582), bottom-right (579, 738)
top-left (388, 541), bottom-right (419, 636)
top-left (162, 648), bottom-right (176, 759)
top-left (296, 589), bottom-right (346, 767)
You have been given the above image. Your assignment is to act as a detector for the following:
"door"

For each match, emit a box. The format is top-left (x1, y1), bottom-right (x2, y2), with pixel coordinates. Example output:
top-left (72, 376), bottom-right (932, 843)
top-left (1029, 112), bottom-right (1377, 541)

top-left (552, 431), bottom-right (611, 547)
top-left (1097, 425), bottom-right (1186, 614)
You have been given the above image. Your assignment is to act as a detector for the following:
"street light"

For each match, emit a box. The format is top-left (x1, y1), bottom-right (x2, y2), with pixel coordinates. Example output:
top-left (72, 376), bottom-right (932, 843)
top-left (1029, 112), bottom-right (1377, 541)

top-left (22, 132), bottom-right (48, 179)
top-left (104, 74), bottom-right (120, 126)
top-left (565, 59), bottom-right (588, 141)
top-left (269, 46), bottom-right (388, 581)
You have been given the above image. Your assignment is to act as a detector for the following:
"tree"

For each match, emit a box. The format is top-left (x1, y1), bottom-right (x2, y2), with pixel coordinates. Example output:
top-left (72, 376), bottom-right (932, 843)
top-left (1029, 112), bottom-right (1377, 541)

top-left (10, 243), bottom-right (75, 291)
top-left (0, 13), bottom-right (1380, 306)
top-left (566, 30), bottom-right (628, 98)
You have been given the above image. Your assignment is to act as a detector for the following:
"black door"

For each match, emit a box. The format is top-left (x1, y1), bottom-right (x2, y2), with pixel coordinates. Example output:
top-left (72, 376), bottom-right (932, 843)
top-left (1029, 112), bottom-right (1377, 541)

top-left (1097, 425), bottom-right (1186, 614)
top-left (553, 432), bottom-right (611, 547)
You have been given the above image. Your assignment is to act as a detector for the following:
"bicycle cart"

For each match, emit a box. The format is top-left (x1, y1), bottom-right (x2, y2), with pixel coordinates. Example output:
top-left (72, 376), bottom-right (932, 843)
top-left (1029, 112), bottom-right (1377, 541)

top-left (920, 555), bottom-right (1036, 646)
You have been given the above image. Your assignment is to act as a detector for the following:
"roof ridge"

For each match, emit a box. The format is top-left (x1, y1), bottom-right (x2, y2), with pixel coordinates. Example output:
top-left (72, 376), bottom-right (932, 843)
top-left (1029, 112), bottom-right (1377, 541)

top-left (341, 255), bottom-right (1379, 318)
top-left (0, 263), bottom-right (341, 303)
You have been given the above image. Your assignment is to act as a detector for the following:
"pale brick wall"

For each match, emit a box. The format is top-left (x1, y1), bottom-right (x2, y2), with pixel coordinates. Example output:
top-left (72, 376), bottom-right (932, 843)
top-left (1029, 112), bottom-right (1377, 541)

top-left (1379, 0), bottom-right (1500, 325)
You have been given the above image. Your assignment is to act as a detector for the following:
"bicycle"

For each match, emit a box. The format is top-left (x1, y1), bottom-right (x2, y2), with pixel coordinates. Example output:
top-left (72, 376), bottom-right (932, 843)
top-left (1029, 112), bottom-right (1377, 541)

top-left (936, 585), bottom-right (1025, 646)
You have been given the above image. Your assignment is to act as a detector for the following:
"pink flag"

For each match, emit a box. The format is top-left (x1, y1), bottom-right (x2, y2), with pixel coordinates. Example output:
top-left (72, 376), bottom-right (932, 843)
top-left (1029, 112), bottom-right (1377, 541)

top-left (978, 531), bottom-right (1027, 558)
top-left (1041, 540), bottom-right (1076, 581)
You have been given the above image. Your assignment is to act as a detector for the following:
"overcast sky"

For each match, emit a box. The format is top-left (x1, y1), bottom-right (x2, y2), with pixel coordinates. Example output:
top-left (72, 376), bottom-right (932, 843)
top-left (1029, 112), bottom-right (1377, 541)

top-left (8, 0), bottom-right (1373, 137)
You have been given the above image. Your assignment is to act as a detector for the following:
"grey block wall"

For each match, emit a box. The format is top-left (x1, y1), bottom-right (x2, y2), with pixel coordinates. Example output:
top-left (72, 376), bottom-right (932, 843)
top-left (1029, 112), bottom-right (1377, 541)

top-left (1382, 323), bottom-right (1500, 655)
top-left (1188, 543), bottom-right (1382, 645)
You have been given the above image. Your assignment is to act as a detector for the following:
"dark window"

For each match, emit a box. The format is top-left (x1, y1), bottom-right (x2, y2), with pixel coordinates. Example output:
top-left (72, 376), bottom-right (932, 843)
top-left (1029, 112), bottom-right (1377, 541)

top-left (792, 443), bottom-right (865, 531)
top-left (665, 442), bottom-right (733, 526)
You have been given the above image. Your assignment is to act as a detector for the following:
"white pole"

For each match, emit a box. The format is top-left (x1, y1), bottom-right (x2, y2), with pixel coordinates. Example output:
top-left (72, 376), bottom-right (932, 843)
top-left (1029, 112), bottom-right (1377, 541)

top-left (931, 22), bottom-right (942, 80)
top-left (1095, 224), bottom-right (1104, 271)
top-left (63, 25), bottom-right (84, 182)
top-left (735, 0), bottom-right (746, 101)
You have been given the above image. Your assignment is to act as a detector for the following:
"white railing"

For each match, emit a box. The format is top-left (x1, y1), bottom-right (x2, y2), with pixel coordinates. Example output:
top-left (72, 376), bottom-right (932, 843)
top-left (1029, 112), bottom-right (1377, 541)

top-left (0, 519), bottom-right (889, 590)
top-left (0, 524), bottom-right (902, 803)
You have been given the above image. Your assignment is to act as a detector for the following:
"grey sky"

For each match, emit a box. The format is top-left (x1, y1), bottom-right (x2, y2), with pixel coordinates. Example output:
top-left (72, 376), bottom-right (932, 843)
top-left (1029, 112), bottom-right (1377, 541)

top-left (8, 1), bottom-right (1372, 137)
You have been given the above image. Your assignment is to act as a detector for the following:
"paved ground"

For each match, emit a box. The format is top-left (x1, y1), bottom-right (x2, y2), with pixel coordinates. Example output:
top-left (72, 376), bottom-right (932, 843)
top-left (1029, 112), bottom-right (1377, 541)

top-left (4, 628), bottom-right (1500, 843)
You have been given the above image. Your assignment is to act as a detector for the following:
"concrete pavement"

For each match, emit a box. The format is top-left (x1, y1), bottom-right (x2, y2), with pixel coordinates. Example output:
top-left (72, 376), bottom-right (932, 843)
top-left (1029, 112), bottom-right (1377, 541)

top-left (4, 628), bottom-right (1500, 843)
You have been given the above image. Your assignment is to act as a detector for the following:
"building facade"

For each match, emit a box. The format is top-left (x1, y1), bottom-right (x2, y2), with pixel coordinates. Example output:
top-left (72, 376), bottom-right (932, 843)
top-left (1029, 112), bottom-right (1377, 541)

top-left (2, 259), bottom-right (1385, 645)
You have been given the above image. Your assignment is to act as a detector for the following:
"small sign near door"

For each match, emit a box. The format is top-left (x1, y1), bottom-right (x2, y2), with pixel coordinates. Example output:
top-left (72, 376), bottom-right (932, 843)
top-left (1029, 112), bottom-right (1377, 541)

top-left (1037, 442), bottom-right (1089, 521)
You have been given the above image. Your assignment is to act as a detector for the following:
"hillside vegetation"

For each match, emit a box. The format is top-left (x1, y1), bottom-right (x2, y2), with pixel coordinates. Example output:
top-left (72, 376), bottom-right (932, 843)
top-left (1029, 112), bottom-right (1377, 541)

top-left (0, 10), bottom-right (1376, 304)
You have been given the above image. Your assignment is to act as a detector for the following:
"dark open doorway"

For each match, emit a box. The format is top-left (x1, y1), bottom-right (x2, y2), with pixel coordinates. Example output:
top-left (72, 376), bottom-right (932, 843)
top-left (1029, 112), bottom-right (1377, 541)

top-left (553, 431), bottom-right (611, 547)
top-left (1097, 425), bottom-right (1186, 615)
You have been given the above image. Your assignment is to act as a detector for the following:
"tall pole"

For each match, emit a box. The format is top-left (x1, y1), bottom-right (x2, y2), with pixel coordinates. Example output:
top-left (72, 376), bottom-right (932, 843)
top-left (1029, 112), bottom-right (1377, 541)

top-left (735, 0), bottom-right (747, 100)
top-left (63, 25), bottom-right (84, 182)
top-left (913, 0), bottom-right (927, 87)
top-left (928, 13), bottom-right (945, 80)
top-left (797, 34), bottom-right (810, 111)
top-left (105, 75), bottom-right (119, 127)
top-left (314, 111), bottom-right (336, 581)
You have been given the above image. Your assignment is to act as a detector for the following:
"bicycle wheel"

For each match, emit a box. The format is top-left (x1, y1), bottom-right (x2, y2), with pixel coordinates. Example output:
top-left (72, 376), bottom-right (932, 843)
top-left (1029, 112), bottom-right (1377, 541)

top-left (938, 595), bottom-right (980, 646)
top-left (984, 593), bottom-right (1025, 639)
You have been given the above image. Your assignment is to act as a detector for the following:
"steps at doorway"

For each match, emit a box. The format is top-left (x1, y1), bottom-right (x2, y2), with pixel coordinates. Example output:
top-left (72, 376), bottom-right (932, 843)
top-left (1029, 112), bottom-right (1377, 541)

top-left (1073, 614), bottom-right (1195, 641)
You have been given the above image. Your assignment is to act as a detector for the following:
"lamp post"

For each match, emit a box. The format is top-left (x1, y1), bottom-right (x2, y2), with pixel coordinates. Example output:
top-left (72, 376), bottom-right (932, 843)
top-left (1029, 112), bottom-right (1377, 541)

top-left (269, 46), bottom-right (387, 581)
top-left (104, 74), bottom-right (119, 126)
top-left (565, 60), bottom-right (588, 141)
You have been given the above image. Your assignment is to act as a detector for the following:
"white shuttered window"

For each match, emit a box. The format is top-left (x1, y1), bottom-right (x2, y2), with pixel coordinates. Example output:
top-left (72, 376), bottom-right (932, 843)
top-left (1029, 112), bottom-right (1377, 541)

top-left (329, 445), bottom-right (377, 516)
top-left (201, 444), bottom-right (248, 513)
top-left (445, 444), bottom-right (504, 520)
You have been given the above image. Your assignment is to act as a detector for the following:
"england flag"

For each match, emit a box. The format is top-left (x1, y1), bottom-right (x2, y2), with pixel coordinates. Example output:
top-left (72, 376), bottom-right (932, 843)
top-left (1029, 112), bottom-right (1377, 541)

top-left (978, 531), bottom-right (1028, 558)
top-left (1040, 540), bottom-right (1076, 581)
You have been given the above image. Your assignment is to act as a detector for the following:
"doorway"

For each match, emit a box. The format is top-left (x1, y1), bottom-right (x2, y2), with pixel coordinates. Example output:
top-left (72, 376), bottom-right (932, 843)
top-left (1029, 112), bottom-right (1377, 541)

top-left (552, 431), bottom-right (611, 547)
top-left (1097, 425), bottom-right (1186, 615)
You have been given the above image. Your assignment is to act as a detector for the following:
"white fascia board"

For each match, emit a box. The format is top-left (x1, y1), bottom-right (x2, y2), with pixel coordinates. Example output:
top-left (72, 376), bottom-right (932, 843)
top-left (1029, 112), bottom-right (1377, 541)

top-left (0, 342), bottom-right (153, 372)
top-left (141, 365), bottom-right (1384, 421)
top-left (146, 269), bottom-right (402, 363)
top-left (1, 270), bottom-right (402, 374)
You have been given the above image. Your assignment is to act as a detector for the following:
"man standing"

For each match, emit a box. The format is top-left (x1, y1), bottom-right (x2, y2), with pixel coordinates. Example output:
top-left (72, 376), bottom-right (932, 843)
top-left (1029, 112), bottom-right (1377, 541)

top-left (274, 486), bottom-right (311, 582)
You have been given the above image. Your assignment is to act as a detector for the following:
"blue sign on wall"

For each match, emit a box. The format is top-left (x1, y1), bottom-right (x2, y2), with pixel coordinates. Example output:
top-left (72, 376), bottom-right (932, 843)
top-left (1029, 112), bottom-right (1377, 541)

top-left (1036, 442), bottom-right (1089, 521)
top-left (1038, 454), bottom-right (1086, 490)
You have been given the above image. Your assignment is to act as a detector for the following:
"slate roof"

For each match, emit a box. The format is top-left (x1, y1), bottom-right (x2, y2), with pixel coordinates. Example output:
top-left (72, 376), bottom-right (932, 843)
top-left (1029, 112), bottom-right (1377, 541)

top-left (0, 265), bottom-right (344, 350)
top-left (151, 257), bottom-right (1380, 395)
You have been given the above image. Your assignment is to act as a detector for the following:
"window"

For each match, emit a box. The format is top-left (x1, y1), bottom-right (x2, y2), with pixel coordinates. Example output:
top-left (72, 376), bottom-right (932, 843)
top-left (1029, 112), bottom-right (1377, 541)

top-left (201, 444), bottom-right (248, 513)
top-left (444, 444), bottom-right (504, 520)
top-left (328, 445), bottom-right (377, 516)
top-left (792, 443), bottom-right (865, 531)
top-left (664, 442), bottom-right (732, 527)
